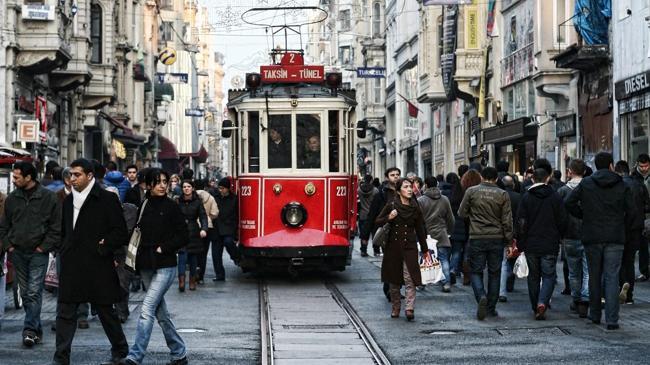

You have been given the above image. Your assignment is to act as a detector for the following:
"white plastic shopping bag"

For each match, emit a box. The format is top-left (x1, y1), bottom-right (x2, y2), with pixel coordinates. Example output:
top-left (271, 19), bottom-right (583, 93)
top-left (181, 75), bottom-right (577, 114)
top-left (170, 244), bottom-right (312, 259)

top-left (513, 252), bottom-right (529, 278)
top-left (420, 241), bottom-right (445, 285)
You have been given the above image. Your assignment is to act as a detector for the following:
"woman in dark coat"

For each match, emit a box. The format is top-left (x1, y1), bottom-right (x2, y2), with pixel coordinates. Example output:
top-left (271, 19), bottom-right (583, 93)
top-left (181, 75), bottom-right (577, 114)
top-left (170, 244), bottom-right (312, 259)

top-left (176, 180), bottom-right (208, 291)
top-left (123, 168), bottom-right (189, 365)
top-left (375, 178), bottom-right (430, 321)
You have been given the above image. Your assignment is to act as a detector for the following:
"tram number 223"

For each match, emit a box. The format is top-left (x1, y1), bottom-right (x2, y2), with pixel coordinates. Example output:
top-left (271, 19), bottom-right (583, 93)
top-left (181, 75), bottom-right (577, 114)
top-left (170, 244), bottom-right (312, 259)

top-left (335, 186), bottom-right (347, 197)
top-left (240, 186), bottom-right (252, 196)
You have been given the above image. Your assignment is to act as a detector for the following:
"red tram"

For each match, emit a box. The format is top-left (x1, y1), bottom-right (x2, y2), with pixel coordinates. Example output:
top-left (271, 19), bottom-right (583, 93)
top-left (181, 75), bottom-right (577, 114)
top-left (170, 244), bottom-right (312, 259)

top-left (222, 50), bottom-right (364, 273)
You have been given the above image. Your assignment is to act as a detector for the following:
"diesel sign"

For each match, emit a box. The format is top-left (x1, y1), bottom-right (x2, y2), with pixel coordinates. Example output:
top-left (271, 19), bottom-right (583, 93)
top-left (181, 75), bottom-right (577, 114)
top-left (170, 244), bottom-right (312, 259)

top-left (615, 71), bottom-right (650, 100)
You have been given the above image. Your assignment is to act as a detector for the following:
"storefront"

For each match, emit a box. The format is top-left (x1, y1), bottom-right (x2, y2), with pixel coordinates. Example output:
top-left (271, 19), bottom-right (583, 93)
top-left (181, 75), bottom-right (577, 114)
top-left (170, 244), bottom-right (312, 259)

top-left (617, 71), bottom-right (650, 162)
top-left (556, 114), bottom-right (578, 176)
top-left (482, 116), bottom-right (538, 174)
top-left (420, 139), bottom-right (432, 178)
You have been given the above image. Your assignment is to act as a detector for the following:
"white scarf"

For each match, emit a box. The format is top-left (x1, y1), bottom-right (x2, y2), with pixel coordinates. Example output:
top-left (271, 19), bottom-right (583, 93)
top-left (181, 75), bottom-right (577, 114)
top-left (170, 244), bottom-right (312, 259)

top-left (71, 178), bottom-right (95, 229)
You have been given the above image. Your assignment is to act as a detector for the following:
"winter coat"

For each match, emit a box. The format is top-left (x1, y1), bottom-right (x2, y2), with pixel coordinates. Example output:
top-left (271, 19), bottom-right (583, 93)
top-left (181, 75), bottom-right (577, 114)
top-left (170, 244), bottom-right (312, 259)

top-left (375, 199), bottom-right (429, 286)
top-left (124, 185), bottom-right (146, 208)
top-left (417, 188), bottom-right (454, 247)
top-left (357, 182), bottom-right (378, 221)
top-left (458, 182), bottom-right (513, 243)
top-left (558, 178), bottom-right (583, 240)
top-left (565, 169), bottom-right (635, 245)
top-left (136, 195), bottom-right (188, 270)
top-left (517, 184), bottom-right (568, 256)
top-left (623, 175), bottom-right (647, 233)
top-left (104, 171), bottom-right (131, 202)
top-left (45, 180), bottom-right (65, 192)
top-left (0, 183), bottom-right (61, 253)
top-left (197, 190), bottom-right (219, 229)
top-left (213, 192), bottom-right (238, 238)
top-left (360, 181), bottom-right (396, 240)
top-left (505, 187), bottom-right (521, 239)
top-left (58, 183), bottom-right (128, 304)
top-left (177, 193), bottom-right (209, 254)
top-left (441, 184), bottom-right (466, 243)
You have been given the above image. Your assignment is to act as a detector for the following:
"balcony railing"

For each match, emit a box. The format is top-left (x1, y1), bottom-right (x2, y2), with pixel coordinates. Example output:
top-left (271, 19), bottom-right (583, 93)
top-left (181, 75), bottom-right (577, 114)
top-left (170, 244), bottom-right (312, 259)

top-left (501, 43), bottom-right (534, 87)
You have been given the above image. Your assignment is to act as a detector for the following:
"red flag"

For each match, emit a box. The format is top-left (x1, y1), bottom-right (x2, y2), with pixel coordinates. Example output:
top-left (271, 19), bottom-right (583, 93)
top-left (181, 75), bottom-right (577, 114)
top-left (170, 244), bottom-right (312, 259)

top-left (398, 93), bottom-right (420, 118)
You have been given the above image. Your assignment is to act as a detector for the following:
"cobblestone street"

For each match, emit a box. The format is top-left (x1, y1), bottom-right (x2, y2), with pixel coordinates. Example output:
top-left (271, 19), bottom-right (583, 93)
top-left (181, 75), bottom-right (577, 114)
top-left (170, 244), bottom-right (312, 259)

top-left (2, 240), bottom-right (650, 364)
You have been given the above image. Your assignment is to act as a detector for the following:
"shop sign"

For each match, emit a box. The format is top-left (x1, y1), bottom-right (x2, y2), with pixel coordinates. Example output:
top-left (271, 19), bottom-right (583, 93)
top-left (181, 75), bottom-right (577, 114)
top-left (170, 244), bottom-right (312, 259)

top-left (615, 71), bottom-right (650, 101)
top-left (17, 119), bottom-right (40, 143)
top-left (112, 140), bottom-right (127, 160)
top-left (185, 109), bottom-right (205, 117)
top-left (555, 115), bottom-right (576, 138)
top-left (22, 4), bottom-right (55, 21)
top-left (619, 92), bottom-right (650, 115)
top-left (441, 6), bottom-right (459, 99)
top-left (466, 7), bottom-right (479, 49)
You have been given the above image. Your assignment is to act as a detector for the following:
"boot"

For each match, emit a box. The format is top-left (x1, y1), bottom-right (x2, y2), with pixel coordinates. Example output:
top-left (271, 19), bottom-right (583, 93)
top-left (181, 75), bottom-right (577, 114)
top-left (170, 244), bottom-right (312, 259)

top-left (390, 288), bottom-right (401, 318)
top-left (577, 301), bottom-right (589, 318)
top-left (463, 261), bottom-right (471, 286)
top-left (178, 275), bottom-right (185, 292)
top-left (189, 276), bottom-right (197, 291)
top-left (360, 242), bottom-right (369, 257)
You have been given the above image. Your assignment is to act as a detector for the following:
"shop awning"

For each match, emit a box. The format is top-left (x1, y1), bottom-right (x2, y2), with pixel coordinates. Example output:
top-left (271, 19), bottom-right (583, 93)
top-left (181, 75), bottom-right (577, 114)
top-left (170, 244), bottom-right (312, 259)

top-left (482, 117), bottom-right (537, 145)
top-left (0, 145), bottom-right (34, 165)
top-left (158, 136), bottom-right (179, 160)
top-left (179, 145), bottom-right (209, 163)
top-left (99, 111), bottom-right (132, 133)
top-left (155, 83), bottom-right (174, 102)
top-left (112, 131), bottom-right (147, 147)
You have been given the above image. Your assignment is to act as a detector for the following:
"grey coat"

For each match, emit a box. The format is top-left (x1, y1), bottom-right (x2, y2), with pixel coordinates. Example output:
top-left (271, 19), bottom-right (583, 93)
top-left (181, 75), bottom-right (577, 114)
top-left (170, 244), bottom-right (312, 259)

top-left (417, 188), bottom-right (455, 247)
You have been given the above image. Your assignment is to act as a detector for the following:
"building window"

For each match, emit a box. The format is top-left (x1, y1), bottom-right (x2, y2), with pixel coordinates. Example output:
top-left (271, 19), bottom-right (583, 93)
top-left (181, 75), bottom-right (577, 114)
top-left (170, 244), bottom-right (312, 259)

top-left (373, 78), bottom-right (382, 104)
top-left (90, 4), bottom-right (102, 64)
top-left (339, 9), bottom-right (351, 31)
top-left (372, 2), bottom-right (381, 37)
top-left (160, 0), bottom-right (173, 9)
top-left (437, 16), bottom-right (443, 69)
top-left (339, 46), bottom-right (351, 67)
top-left (555, 0), bottom-right (567, 44)
top-left (161, 21), bottom-right (174, 42)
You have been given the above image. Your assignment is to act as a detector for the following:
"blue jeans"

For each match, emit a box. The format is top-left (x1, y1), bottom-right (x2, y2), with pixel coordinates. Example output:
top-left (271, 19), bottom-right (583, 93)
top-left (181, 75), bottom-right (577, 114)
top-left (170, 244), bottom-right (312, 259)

top-left (212, 235), bottom-right (238, 280)
top-left (525, 253), bottom-right (557, 311)
top-left (450, 240), bottom-right (464, 275)
top-left (177, 251), bottom-right (198, 278)
top-left (564, 239), bottom-right (589, 302)
top-left (0, 255), bottom-right (6, 324)
top-left (499, 249), bottom-right (514, 296)
top-left (11, 250), bottom-right (49, 336)
top-left (127, 267), bottom-right (186, 364)
top-left (584, 243), bottom-right (624, 325)
top-left (468, 239), bottom-right (503, 312)
top-left (437, 247), bottom-right (451, 285)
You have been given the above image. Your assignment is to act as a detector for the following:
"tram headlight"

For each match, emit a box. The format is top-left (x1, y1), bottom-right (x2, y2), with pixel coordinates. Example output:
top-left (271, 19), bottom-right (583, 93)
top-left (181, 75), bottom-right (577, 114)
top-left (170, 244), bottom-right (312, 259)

top-left (281, 202), bottom-right (307, 228)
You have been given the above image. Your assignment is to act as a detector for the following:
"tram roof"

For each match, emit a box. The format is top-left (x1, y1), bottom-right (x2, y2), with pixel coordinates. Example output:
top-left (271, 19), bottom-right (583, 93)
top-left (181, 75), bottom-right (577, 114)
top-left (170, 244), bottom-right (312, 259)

top-left (227, 84), bottom-right (356, 107)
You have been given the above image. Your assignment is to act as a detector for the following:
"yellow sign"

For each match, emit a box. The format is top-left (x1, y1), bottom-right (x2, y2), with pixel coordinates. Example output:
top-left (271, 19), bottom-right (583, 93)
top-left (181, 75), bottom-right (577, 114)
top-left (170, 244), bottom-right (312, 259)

top-left (159, 47), bottom-right (177, 66)
top-left (113, 139), bottom-right (127, 160)
top-left (466, 8), bottom-right (479, 49)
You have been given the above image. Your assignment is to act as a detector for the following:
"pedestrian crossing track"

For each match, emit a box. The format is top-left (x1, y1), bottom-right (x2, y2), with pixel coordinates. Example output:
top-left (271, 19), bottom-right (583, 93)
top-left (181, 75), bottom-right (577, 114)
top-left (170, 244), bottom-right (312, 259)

top-left (259, 280), bottom-right (391, 365)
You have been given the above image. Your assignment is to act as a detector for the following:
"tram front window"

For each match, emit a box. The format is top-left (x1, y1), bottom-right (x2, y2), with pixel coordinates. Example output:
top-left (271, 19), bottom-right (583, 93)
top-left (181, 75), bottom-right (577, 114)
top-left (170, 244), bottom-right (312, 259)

top-left (268, 115), bottom-right (292, 169)
top-left (297, 114), bottom-right (321, 169)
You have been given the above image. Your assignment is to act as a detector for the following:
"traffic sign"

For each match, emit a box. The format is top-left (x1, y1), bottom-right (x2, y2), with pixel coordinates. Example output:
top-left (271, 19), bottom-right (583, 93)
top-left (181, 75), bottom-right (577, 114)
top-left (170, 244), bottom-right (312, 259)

top-left (185, 109), bottom-right (205, 117)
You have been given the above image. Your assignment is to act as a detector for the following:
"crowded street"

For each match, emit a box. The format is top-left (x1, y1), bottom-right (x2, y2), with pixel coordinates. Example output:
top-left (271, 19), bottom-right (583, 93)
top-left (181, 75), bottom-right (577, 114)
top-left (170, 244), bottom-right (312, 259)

top-left (3, 241), bottom-right (650, 364)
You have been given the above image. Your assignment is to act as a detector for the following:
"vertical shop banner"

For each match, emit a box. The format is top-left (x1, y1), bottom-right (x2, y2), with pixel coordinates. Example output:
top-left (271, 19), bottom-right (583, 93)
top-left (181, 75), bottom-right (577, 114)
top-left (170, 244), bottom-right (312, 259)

top-left (466, 7), bottom-right (479, 49)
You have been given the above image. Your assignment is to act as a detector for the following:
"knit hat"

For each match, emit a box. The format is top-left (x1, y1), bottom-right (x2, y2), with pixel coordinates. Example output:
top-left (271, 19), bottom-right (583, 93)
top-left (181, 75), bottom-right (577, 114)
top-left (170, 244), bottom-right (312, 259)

top-left (218, 177), bottom-right (231, 189)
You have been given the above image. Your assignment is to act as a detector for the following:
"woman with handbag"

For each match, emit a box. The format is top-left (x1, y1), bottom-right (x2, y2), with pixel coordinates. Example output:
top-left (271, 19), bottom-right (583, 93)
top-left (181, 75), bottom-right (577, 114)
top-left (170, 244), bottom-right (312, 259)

top-left (175, 180), bottom-right (208, 292)
top-left (375, 178), bottom-right (431, 321)
top-left (121, 169), bottom-right (189, 365)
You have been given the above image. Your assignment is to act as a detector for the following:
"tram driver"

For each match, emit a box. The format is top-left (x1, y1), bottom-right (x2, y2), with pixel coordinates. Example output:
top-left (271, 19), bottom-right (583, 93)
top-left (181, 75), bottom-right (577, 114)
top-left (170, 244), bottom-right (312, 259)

top-left (299, 135), bottom-right (321, 169)
top-left (268, 127), bottom-right (291, 168)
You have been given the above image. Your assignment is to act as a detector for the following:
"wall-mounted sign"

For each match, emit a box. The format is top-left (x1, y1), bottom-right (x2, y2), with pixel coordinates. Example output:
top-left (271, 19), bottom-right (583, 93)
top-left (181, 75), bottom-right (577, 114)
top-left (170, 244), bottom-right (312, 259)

top-left (22, 5), bottom-right (55, 21)
top-left (156, 73), bottom-right (188, 84)
top-left (424, 0), bottom-right (471, 5)
top-left (159, 47), bottom-right (177, 66)
top-left (185, 109), bottom-right (205, 117)
top-left (555, 114), bottom-right (576, 138)
top-left (441, 5), bottom-right (459, 100)
top-left (615, 71), bottom-right (650, 101)
top-left (17, 119), bottom-right (40, 143)
top-left (356, 67), bottom-right (386, 78)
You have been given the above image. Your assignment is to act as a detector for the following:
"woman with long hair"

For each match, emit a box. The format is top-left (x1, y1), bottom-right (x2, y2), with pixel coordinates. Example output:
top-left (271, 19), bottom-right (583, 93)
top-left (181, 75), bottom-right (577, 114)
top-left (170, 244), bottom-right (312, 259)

top-left (176, 180), bottom-right (208, 292)
top-left (458, 169), bottom-right (483, 285)
top-left (121, 168), bottom-right (189, 365)
top-left (375, 178), bottom-right (431, 321)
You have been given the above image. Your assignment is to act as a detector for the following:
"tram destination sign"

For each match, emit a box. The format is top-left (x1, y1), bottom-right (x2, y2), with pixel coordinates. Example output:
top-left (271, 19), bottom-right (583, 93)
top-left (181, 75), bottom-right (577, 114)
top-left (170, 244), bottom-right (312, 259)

top-left (260, 65), bottom-right (325, 84)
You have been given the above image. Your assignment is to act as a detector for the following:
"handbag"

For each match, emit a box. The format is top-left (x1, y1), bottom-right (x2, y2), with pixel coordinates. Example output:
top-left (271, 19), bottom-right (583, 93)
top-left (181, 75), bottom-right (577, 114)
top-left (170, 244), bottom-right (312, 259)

top-left (373, 202), bottom-right (396, 249)
top-left (125, 199), bottom-right (148, 271)
top-left (44, 253), bottom-right (58, 288)
top-left (513, 252), bottom-right (529, 278)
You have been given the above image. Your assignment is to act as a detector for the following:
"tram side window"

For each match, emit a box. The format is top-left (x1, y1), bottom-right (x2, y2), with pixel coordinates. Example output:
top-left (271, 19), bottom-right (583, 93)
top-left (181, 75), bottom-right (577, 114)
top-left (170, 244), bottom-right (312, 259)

top-left (268, 115), bottom-right (292, 169)
top-left (248, 111), bottom-right (260, 173)
top-left (328, 110), bottom-right (339, 172)
top-left (297, 114), bottom-right (321, 169)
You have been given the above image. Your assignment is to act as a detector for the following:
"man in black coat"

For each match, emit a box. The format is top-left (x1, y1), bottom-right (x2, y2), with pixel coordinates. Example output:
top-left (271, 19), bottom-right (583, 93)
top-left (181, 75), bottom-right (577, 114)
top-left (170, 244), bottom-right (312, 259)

top-left (360, 167), bottom-right (401, 256)
top-left (211, 178), bottom-right (239, 281)
top-left (517, 159), bottom-right (568, 320)
top-left (53, 158), bottom-right (129, 365)
top-left (614, 160), bottom-right (648, 304)
top-left (565, 152), bottom-right (635, 330)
